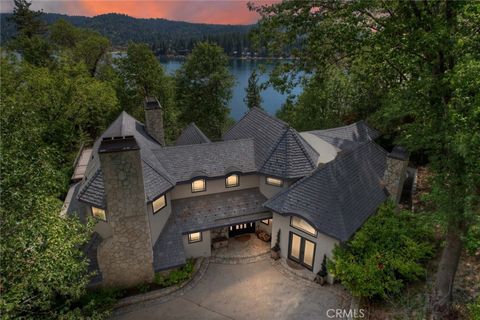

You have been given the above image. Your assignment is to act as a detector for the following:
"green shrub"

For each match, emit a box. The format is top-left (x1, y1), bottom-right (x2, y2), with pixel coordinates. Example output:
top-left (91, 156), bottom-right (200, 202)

top-left (468, 297), bottom-right (480, 320)
top-left (329, 201), bottom-right (434, 299)
top-left (154, 259), bottom-right (195, 288)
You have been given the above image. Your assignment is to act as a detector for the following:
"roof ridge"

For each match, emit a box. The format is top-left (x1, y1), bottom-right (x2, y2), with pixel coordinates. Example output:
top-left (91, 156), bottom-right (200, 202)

top-left (223, 108), bottom-right (288, 140)
top-left (258, 128), bottom-right (289, 174)
top-left (288, 128), bottom-right (317, 168)
top-left (166, 137), bottom-right (255, 150)
top-left (142, 158), bottom-right (176, 186)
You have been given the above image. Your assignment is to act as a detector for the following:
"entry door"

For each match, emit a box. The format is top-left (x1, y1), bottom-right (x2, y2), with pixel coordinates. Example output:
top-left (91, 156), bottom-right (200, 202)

top-left (288, 232), bottom-right (315, 269)
top-left (229, 222), bottom-right (255, 237)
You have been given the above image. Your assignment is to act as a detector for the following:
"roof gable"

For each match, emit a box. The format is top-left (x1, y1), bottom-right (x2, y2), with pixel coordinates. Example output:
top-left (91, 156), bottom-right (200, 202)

top-left (264, 141), bottom-right (388, 241)
top-left (223, 108), bottom-right (318, 178)
top-left (175, 122), bottom-right (211, 146)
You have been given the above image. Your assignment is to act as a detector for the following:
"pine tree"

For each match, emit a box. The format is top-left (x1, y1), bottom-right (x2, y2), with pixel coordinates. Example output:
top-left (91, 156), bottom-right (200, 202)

top-left (244, 69), bottom-right (262, 109)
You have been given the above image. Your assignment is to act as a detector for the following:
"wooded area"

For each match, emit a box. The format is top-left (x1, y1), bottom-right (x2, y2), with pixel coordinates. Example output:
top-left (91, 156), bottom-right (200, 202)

top-left (0, 1), bottom-right (478, 319)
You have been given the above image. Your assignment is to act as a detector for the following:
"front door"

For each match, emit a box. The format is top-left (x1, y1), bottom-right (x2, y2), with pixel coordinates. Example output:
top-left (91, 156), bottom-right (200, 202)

top-left (228, 222), bottom-right (255, 237)
top-left (288, 232), bottom-right (316, 269)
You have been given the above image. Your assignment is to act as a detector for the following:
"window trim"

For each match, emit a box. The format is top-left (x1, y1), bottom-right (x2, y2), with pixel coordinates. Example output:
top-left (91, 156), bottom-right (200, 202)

top-left (188, 232), bottom-right (203, 243)
top-left (152, 194), bottom-right (167, 214)
top-left (265, 176), bottom-right (283, 187)
top-left (290, 216), bottom-right (317, 237)
top-left (288, 231), bottom-right (316, 270)
top-left (225, 173), bottom-right (240, 188)
top-left (191, 178), bottom-right (206, 193)
top-left (91, 206), bottom-right (107, 222)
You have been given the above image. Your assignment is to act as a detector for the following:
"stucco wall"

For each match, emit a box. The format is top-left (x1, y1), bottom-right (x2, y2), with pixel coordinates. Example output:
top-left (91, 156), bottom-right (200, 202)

top-left (299, 132), bottom-right (339, 164)
top-left (271, 213), bottom-right (339, 275)
top-left (93, 220), bottom-right (113, 239)
top-left (182, 231), bottom-right (211, 258)
top-left (256, 219), bottom-right (272, 235)
top-left (171, 174), bottom-right (259, 200)
top-left (259, 176), bottom-right (291, 199)
top-left (147, 192), bottom-right (172, 244)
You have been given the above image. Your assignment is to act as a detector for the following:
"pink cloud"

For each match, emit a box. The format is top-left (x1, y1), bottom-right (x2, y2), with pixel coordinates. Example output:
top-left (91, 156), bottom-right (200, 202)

top-left (1, 0), bottom-right (277, 25)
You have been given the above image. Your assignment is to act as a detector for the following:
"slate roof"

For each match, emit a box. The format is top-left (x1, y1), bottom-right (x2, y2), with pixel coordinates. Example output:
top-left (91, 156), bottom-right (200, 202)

top-left (77, 111), bottom-right (175, 208)
top-left (172, 188), bottom-right (271, 233)
top-left (153, 215), bottom-right (186, 271)
top-left (264, 141), bottom-right (388, 241)
top-left (223, 108), bottom-right (318, 179)
top-left (304, 121), bottom-right (380, 152)
top-left (154, 139), bottom-right (256, 182)
top-left (153, 187), bottom-right (271, 270)
top-left (175, 122), bottom-right (211, 146)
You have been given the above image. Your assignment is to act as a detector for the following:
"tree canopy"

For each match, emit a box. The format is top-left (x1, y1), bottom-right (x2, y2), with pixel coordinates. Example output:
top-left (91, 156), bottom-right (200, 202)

top-left (244, 69), bottom-right (262, 110)
top-left (251, 1), bottom-right (480, 317)
top-left (175, 42), bottom-right (234, 139)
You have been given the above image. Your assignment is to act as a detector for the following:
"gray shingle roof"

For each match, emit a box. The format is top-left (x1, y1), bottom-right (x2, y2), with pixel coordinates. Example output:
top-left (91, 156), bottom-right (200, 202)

top-left (153, 215), bottom-right (186, 271)
top-left (175, 122), bottom-right (211, 146)
top-left (264, 141), bottom-right (388, 241)
top-left (223, 108), bottom-right (318, 179)
top-left (304, 121), bottom-right (380, 152)
top-left (154, 139), bottom-right (256, 182)
top-left (172, 188), bottom-right (271, 233)
top-left (77, 111), bottom-right (175, 208)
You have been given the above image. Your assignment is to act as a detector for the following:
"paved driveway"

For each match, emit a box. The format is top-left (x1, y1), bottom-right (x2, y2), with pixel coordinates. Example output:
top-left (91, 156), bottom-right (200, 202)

top-left (114, 259), bottom-right (347, 320)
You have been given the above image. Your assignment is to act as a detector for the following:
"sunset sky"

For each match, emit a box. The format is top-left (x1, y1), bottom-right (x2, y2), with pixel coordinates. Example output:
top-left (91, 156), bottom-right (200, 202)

top-left (0, 0), bottom-right (276, 25)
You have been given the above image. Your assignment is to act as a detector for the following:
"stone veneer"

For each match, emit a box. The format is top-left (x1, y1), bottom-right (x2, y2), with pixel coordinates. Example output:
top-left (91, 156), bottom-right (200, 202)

top-left (97, 139), bottom-right (155, 287)
top-left (144, 97), bottom-right (165, 146)
top-left (384, 153), bottom-right (409, 203)
top-left (211, 227), bottom-right (229, 240)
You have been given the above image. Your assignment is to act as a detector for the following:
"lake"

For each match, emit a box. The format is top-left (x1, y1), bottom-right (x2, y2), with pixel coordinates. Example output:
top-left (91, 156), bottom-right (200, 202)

top-left (159, 58), bottom-right (302, 120)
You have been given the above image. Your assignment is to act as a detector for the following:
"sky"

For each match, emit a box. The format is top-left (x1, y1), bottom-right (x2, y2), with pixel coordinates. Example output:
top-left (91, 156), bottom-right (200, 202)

top-left (0, 0), bottom-right (276, 25)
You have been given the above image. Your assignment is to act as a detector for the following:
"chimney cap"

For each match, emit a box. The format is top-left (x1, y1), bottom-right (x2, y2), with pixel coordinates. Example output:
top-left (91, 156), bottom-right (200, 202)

top-left (144, 96), bottom-right (161, 110)
top-left (388, 145), bottom-right (409, 161)
top-left (99, 135), bottom-right (139, 153)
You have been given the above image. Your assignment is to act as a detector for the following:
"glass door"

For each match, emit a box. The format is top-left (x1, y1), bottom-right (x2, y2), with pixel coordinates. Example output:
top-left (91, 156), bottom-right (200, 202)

top-left (288, 232), bottom-right (316, 269)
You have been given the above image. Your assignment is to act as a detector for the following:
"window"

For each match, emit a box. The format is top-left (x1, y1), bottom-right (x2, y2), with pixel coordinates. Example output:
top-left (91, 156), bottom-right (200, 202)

top-left (288, 232), bottom-right (316, 269)
top-left (152, 194), bottom-right (166, 214)
top-left (225, 174), bottom-right (239, 188)
top-left (91, 207), bottom-right (106, 221)
top-left (188, 232), bottom-right (202, 243)
top-left (261, 219), bottom-right (271, 225)
top-left (191, 179), bottom-right (206, 193)
top-left (266, 176), bottom-right (283, 187)
top-left (290, 216), bottom-right (317, 237)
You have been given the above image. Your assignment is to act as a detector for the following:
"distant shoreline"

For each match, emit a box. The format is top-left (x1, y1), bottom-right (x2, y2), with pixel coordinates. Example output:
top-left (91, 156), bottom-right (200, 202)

top-left (111, 51), bottom-right (293, 61)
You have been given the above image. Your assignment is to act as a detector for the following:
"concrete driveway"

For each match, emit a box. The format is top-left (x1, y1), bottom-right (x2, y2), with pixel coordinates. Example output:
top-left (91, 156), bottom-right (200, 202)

top-left (113, 259), bottom-right (347, 320)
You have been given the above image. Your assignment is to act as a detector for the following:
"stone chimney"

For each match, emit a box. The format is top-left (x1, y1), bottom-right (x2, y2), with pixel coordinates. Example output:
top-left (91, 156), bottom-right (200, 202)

top-left (383, 146), bottom-right (409, 204)
top-left (97, 135), bottom-right (154, 287)
top-left (144, 97), bottom-right (165, 146)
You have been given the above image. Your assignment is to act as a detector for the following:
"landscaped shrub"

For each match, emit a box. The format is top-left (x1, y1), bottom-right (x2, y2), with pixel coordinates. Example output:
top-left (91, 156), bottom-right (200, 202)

top-left (329, 201), bottom-right (434, 299)
top-left (154, 259), bottom-right (195, 288)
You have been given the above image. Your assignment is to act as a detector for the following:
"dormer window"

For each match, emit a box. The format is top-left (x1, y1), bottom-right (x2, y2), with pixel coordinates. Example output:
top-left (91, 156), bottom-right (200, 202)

top-left (225, 174), bottom-right (239, 188)
top-left (91, 207), bottom-right (106, 221)
top-left (191, 179), bottom-right (206, 193)
top-left (266, 176), bottom-right (283, 187)
top-left (152, 194), bottom-right (166, 214)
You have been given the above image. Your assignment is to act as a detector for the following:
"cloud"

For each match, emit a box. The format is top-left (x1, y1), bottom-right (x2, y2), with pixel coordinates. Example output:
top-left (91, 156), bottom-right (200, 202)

top-left (0, 0), bottom-right (276, 25)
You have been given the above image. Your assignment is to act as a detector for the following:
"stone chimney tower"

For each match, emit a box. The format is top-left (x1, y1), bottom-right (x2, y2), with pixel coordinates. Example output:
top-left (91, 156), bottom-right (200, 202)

top-left (97, 135), bottom-right (154, 287)
top-left (144, 97), bottom-right (165, 146)
top-left (383, 146), bottom-right (409, 204)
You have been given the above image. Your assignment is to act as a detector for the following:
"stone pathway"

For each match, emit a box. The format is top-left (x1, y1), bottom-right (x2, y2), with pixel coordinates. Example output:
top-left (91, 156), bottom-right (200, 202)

top-left (212, 233), bottom-right (271, 260)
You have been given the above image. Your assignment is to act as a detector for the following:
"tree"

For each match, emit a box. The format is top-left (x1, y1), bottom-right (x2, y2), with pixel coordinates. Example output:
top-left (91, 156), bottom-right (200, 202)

top-left (0, 55), bottom-right (91, 318)
top-left (7, 0), bottom-right (51, 66)
top-left (175, 42), bottom-right (234, 139)
top-left (116, 43), bottom-right (178, 142)
top-left (251, 1), bottom-right (480, 317)
top-left (244, 69), bottom-right (262, 109)
top-left (330, 202), bottom-right (434, 299)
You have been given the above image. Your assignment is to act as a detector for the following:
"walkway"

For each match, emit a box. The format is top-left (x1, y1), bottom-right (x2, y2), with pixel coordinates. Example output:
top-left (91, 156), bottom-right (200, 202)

top-left (113, 259), bottom-right (349, 320)
top-left (212, 233), bottom-right (271, 259)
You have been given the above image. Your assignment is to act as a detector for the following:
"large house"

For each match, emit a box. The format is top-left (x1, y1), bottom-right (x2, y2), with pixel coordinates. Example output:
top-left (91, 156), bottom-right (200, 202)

top-left (64, 97), bottom-right (408, 288)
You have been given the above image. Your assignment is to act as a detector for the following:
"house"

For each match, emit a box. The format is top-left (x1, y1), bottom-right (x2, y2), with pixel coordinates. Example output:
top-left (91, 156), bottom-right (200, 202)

top-left (64, 97), bottom-right (408, 288)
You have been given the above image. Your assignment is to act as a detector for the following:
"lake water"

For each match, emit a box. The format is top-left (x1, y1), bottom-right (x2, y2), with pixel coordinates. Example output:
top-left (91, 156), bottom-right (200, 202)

top-left (159, 58), bottom-right (302, 120)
